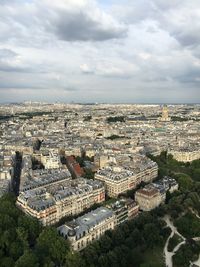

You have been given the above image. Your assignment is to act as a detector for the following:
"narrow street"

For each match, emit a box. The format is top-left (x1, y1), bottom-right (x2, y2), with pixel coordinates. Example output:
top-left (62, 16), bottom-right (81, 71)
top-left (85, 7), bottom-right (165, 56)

top-left (12, 151), bottom-right (22, 196)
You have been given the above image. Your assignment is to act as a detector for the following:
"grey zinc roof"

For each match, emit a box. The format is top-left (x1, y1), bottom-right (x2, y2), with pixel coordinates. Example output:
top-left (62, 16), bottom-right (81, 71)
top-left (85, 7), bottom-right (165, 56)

top-left (27, 196), bottom-right (55, 211)
top-left (58, 207), bottom-right (113, 240)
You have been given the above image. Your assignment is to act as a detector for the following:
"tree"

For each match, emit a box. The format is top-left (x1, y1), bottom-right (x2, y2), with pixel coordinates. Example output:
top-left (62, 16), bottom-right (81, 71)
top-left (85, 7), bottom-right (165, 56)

top-left (83, 116), bottom-right (92, 121)
top-left (18, 216), bottom-right (42, 246)
top-left (107, 250), bottom-right (119, 267)
top-left (192, 168), bottom-right (200, 182)
top-left (15, 250), bottom-right (39, 267)
top-left (0, 257), bottom-right (15, 267)
top-left (174, 173), bottom-right (193, 191)
top-left (98, 254), bottom-right (110, 267)
top-left (16, 227), bottom-right (29, 250)
top-left (99, 235), bottom-right (112, 253)
top-left (83, 168), bottom-right (95, 179)
top-left (65, 251), bottom-right (85, 267)
top-left (82, 244), bottom-right (99, 267)
top-left (9, 241), bottom-right (24, 261)
top-left (143, 223), bottom-right (162, 248)
top-left (160, 151), bottom-right (167, 163)
top-left (106, 116), bottom-right (125, 123)
top-left (36, 227), bottom-right (69, 266)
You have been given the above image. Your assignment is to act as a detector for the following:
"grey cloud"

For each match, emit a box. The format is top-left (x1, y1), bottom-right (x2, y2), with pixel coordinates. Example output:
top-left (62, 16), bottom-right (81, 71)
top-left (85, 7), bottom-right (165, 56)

top-left (0, 48), bottom-right (18, 58)
top-left (0, 64), bottom-right (26, 72)
top-left (152, 0), bottom-right (183, 10)
top-left (0, 72), bottom-right (50, 90)
top-left (171, 29), bottom-right (200, 48)
top-left (151, 1), bottom-right (200, 49)
top-left (51, 11), bottom-right (127, 42)
top-left (174, 67), bottom-right (200, 85)
top-left (0, 1), bottom-right (127, 46)
top-left (0, 48), bottom-right (24, 72)
top-left (63, 86), bottom-right (78, 92)
top-left (113, 1), bottom-right (200, 50)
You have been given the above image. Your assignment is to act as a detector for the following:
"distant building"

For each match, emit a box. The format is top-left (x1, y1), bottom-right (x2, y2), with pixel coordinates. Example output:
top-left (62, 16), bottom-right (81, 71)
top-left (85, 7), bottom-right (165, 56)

top-left (66, 156), bottom-right (84, 178)
top-left (168, 148), bottom-right (200, 162)
top-left (40, 150), bottom-right (61, 169)
top-left (0, 151), bottom-right (13, 196)
top-left (58, 207), bottom-right (115, 251)
top-left (160, 105), bottom-right (171, 122)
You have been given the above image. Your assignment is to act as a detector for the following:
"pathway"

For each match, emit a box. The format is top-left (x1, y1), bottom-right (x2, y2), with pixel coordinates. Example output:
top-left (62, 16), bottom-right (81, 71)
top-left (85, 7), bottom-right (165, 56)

top-left (163, 214), bottom-right (200, 267)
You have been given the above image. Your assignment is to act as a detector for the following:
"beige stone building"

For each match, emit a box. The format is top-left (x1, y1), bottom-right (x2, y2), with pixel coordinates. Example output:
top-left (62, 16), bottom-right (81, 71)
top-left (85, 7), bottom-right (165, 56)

top-left (16, 178), bottom-right (105, 226)
top-left (168, 149), bottom-right (200, 162)
top-left (95, 162), bottom-right (158, 197)
top-left (135, 187), bottom-right (162, 211)
top-left (40, 150), bottom-right (61, 169)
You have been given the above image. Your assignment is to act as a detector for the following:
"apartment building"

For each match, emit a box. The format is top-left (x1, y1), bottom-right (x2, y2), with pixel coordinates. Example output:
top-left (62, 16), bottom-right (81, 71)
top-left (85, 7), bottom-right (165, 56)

top-left (168, 148), bottom-right (200, 162)
top-left (40, 150), bottom-right (61, 169)
top-left (108, 198), bottom-right (139, 225)
top-left (66, 156), bottom-right (84, 178)
top-left (58, 207), bottom-right (115, 251)
top-left (95, 160), bottom-right (158, 197)
top-left (16, 178), bottom-right (105, 226)
top-left (135, 176), bottom-right (178, 211)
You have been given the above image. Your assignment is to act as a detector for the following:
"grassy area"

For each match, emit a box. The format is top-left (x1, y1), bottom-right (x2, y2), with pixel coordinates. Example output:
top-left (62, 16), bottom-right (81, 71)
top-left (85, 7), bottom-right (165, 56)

top-left (141, 246), bottom-right (165, 267)
top-left (168, 234), bottom-right (182, 252)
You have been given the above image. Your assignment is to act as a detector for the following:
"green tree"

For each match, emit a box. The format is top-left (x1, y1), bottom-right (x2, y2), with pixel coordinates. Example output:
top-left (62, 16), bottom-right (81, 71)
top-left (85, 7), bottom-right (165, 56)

top-left (99, 235), bottom-right (112, 253)
top-left (65, 251), bottom-right (85, 267)
top-left (15, 250), bottom-right (39, 267)
top-left (36, 227), bottom-right (69, 266)
top-left (9, 241), bottom-right (24, 261)
top-left (18, 216), bottom-right (42, 245)
top-left (192, 168), bottom-right (200, 182)
top-left (175, 173), bottom-right (193, 191)
top-left (83, 168), bottom-right (95, 179)
top-left (0, 257), bottom-right (15, 267)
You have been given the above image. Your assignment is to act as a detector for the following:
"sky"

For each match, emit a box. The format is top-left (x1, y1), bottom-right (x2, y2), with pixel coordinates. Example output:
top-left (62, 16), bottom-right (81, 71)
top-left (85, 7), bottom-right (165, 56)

top-left (0, 0), bottom-right (200, 103)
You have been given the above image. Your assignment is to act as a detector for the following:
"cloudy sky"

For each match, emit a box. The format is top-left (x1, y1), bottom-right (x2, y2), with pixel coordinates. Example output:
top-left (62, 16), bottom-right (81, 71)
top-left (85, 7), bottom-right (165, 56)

top-left (0, 0), bottom-right (200, 103)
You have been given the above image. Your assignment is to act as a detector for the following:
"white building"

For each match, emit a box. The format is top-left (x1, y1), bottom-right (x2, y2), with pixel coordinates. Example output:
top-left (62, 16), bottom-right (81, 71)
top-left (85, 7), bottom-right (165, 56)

top-left (58, 207), bottom-right (115, 251)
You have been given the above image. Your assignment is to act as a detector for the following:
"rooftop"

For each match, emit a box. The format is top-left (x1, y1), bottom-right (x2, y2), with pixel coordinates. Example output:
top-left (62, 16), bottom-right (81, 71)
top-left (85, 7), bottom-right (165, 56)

top-left (58, 207), bottom-right (113, 239)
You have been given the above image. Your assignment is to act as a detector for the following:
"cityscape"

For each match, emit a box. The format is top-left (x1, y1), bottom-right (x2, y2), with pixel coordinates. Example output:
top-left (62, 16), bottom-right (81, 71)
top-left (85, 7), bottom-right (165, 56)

top-left (1, 0), bottom-right (200, 267)
top-left (0, 102), bottom-right (200, 267)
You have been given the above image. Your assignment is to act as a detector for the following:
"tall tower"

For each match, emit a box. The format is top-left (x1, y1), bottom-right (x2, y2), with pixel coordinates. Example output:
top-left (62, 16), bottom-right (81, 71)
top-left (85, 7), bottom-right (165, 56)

top-left (160, 105), bottom-right (171, 122)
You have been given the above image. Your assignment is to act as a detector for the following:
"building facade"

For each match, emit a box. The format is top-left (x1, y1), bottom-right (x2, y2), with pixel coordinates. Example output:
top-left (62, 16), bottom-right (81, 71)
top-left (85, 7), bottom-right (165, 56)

top-left (168, 149), bottom-right (200, 162)
top-left (95, 162), bottom-right (158, 197)
top-left (16, 178), bottom-right (105, 226)
top-left (58, 207), bottom-right (116, 251)
top-left (135, 187), bottom-right (162, 211)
